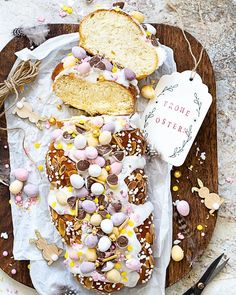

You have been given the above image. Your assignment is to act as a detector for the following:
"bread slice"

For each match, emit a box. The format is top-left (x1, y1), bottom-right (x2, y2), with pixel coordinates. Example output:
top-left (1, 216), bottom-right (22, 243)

top-left (79, 9), bottom-right (158, 79)
top-left (53, 74), bottom-right (135, 115)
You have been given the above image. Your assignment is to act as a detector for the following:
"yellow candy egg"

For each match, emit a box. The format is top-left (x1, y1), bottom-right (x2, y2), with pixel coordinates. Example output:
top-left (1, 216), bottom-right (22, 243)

top-left (87, 135), bottom-right (99, 147)
top-left (97, 168), bottom-right (108, 182)
top-left (141, 85), bottom-right (156, 99)
top-left (56, 192), bottom-right (68, 206)
top-left (9, 180), bottom-right (24, 195)
top-left (90, 213), bottom-right (102, 226)
top-left (171, 245), bottom-right (184, 262)
top-left (86, 248), bottom-right (97, 262)
top-left (106, 269), bottom-right (122, 283)
top-left (63, 55), bottom-right (77, 69)
top-left (99, 131), bottom-right (112, 145)
top-left (130, 11), bottom-right (145, 23)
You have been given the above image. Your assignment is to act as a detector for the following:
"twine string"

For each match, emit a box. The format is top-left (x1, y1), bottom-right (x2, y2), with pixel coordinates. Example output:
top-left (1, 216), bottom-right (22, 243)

top-left (167, 1), bottom-right (205, 80)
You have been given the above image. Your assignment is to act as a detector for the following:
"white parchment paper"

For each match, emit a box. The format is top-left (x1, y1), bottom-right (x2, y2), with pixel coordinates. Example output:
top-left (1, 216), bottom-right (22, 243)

top-left (5, 33), bottom-right (176, 295)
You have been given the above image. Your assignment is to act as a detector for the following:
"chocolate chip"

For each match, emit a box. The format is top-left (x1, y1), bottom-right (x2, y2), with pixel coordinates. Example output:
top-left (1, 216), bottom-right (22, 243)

top-left (112, 1), bottom-right (125, 9)
top-left (151, 35), bottom-right (159, 46)
top-left (77, 160), bottom-right (90, 171)
top-left (107, 174), bottom-right (118, 186)
top-left (77, 209), bottom-right (86, 220)
top-left (89, 55), bottom-right (101, 67)
top-left (112, 202), bottom-right (122, 212)
top-left (95, 61), bottom-right (106, 70)
top-left (63, 131), bottom-right (73, 140)
top-left (76, 126), bottom-right (85, 134)
top-left (98, 210), bottom-right (108, 218)
top-left (67, 196), bottom-right (77, 208)
top-left (113, 151), bottom-right (125, 162)
top-left (97, 145), bottom-right (112, 156)
top-left (117, 235), bottom-right (129, 248)
top-left (97, 251), bottom-right (105, 259)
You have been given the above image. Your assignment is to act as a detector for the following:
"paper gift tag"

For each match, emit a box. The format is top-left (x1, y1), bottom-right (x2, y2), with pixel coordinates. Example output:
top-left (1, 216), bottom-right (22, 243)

top-left (141, 71), bottom-right (212, 166)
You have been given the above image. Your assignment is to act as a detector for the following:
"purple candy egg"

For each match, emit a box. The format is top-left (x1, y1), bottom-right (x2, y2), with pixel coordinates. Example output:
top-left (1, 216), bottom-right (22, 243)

top-left (72, 46), bottom-right (87, 59)
top-left (126, 258), bottom-right (141, 271)
top-left (14, 168), bottom-right (29, 182)
top-left (102, 122), bottom-right (115, 133)
top-left (80, 262), bottom-right (96, 274)
top-left (74, 187), bottom-right (89, 198)
top-left (23, 183), bottom-right (39, 198)
top-left (82, 200), bottom-right (96, 213)
top-left (92, 156), bottom-right (106, 167)
top-left (102, 59), bottom-right (113, 71)
top-left (124, 68), bottom-right (136, 81)
top-left (111, 212), bottom-right (127, 226)
top-left (84, 234), bottom-right (98, 248)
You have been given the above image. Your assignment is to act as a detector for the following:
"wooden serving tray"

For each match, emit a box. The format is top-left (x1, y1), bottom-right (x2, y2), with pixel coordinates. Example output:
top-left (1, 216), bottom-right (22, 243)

top-left (0, 24), bottom-right (217, 289)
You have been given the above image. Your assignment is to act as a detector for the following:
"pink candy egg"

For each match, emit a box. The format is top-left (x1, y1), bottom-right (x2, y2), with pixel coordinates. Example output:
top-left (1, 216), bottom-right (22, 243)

top-left (51, 129), bottom-right (63, 140)
top-left (176, 200), bottom-right (190, 216)
top-left (126, 258), bottom-right (141, 271)
top-left (23, 184), bottom-right (39, 198)
top-left (13, 168), bottom-right (29, 182)
top-left (72, 46), bottom-right (87, 59)
top-left (68, 249), bottom-right (79, 260)
top-left (110, 162), bottom-right (122, 175)
top-left (85, 146), bottom-right (98, 159)
top-left (92, 156), bottom-right (106, 167)
top-left (73, 150), bottom-right (86, 160)
top-left (76, 62), bottom-right (91, 74)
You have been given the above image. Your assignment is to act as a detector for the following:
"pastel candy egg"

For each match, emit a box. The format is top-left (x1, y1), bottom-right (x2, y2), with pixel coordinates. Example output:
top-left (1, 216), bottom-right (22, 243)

top-left (141, 85), bottom-right (156, 99)
top-left (87, 135), bottom-right (99, 147)
top-left (176, 200), bottom-right (190, 216)
top-left (130, 11), bottom-right (145, 23)
top-left (51, 129), bottom-right (63, 140)
top-left (80, 262), bottom-right (96, 274)
top-left (102, 122), bottom-right (115, 133)
top-left (70, 174), bottom-right (84, 189)
top-left (101, 219), bottom-right (114, 234)
top-left (77, 62), bottom-right (91, 74)
top-left (102, 59), bottom-right (113, 71)
top-left (99, 131), bottom-right (112, 145)
top-left (72, 46), bottom-right (87, 59)
top-left (74, 134), bottom-right (87, 149)
top-left (69, 249), bottom-right (79, 260)
top-left (13, 168), bottom-right (29, 182)
top-left (73, 150), bottom-right (86, 160)
top-left (110, 162), bottom-right (122, 175)
top-left (91, 117), bottom-right (104, 127)
top-left (84, 234), bottom-right (99, 248)
top-left (92, 156), bottom-right (106, 167)
top-left (9, 180), bottom-right (23, 195)
top-left (102, 261), bottom-right (114, 272)
top-left (90, 213), bottom-right (102, 226)
top-left (98, 236), bottom-right (111, 252)
top-left (85, 248), bottom-right (97, 262)
top-left (74, 187), bottom-right (89, 198)
top-left (124, 68), bottom-right (136, 81)
top-left (85, 146), bottom-right (98, 159)
top-left (82, 200), bottom-right (96, 213)
top-left (63, 55), bottom-right (77, 69)
top-left (171, 245), bottom-right (184, 262)
top-left (56, 191), bottom-right (68, 206)
top-left (91, 183), bottom-right (104, 195)
top-left (88, 164), bottom-right (102, 177)
top-left (111, 212), bottom-right (126, 226)
top-left (97, 168), bottom-right (108, 182)
top-left (106, 269), bottom-right (121, 283)
top-left (126, 258), bottom-right (141, 271)
top-left (144, 23), bottom-right (157, 35)
top-left (23, 184), bottom-right (39, 197)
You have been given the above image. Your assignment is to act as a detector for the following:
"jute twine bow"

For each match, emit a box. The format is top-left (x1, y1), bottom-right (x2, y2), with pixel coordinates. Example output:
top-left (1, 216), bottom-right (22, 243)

top-left (167, 1), bottom-right (206, 80)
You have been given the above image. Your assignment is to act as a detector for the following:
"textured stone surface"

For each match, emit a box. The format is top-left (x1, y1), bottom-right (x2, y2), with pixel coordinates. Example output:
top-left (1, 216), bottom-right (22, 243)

top-left (0, 0), bottom-right (235, 294)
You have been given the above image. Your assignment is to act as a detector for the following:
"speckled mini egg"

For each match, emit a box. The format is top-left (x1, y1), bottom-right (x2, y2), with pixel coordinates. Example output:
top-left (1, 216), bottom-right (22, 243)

top-left (101, 219), bottom-right (114, 234)
top-left (74, 187), bottom-right (89, 198)
top-left (80, 261), bottom-right (96, 274)
top-left (144, 23), bottom-right (157, 35)
top-left (102, 122), bottom-right (115, 133)
top-left (74, 134), bottom-right (87, 149)
top-left (111, 212), bottom-right (127, 226)
top-left (176, 200), bottom-right (190, 217)
top-left (82, 200), bottom-right (97, 214)
top-left (98, 236), bottom-right (111, 252)
top-left (84, 234), bottom-right (99, 248)
top-left (9, 180), bottom-right (24, 195)
top-left (88, 164), bottom-right (102, 177)
top-left (72, 46), bottom-right (87, 59)
top-left (92, 156), bottom-right (106, 167)
top-left (91, 182), bottom-right (104, 195)
top-left (171, 245), bottom-right (184, 262)
top-left (70, 174), bottom-right (84, 189)
top-left (56, 191), bottom-right (68, 206)
top-left (85, 146), bottom-right (98, 159)
top-left (126, 258), bottom-right (141, 271)
top-left (63, 55), bottom-right (77, 69)
top-left (13, 168), bottom-right (29, 182)
top-left (73, 150), bottom-right (86, 160)
top-left (99, 131), bottom-right (112, 145)
top-left (90, 213), bottom-right (102, 226)
top-left (51, 129), bottom-right (63, 140)
top-left (106, 269), bottom-right (121, 283)
top-left (23, 183), bottom-right (39, 198)
top-left (76, 62), bottom-right (91, 74)
top-left (110, 162), bottom-right (122, 175)
top-left (124, 68), bottom-right (136, 81)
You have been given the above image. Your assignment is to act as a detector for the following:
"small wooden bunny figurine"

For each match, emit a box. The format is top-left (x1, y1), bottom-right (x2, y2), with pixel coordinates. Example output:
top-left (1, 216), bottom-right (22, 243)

top-left (192, 178), bottom-right (224, 215)
top-left (30, 230), bottom-right (63, 265)
top-left (12, 97), bottom-right (47, 129)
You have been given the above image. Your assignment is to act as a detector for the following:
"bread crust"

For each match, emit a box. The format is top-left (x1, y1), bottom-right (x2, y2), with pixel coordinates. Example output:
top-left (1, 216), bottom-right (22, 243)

top-left (79, 9), bottom-right (158, 79)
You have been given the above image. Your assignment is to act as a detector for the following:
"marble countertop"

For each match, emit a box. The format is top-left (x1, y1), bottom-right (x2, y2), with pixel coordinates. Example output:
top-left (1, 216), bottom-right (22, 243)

top-left (0, 0), bottom-right (235, 294)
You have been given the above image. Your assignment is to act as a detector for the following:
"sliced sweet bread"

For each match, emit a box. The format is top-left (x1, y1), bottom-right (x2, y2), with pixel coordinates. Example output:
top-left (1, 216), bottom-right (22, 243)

top-left (79, 9), bottom-right (159, 79)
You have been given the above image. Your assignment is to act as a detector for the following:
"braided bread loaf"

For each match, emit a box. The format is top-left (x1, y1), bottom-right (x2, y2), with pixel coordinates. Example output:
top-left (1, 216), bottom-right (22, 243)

top-left (46, 116), bottom-right (155, 293)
